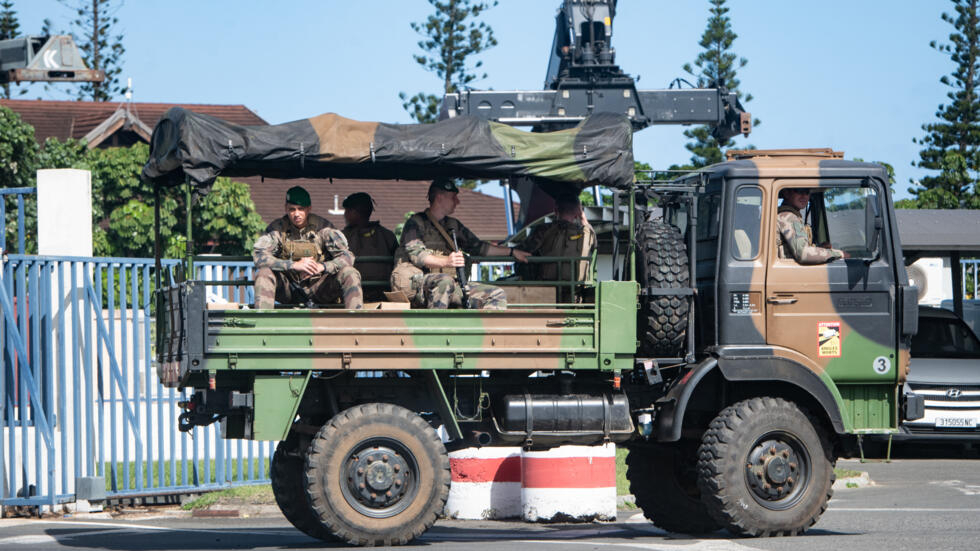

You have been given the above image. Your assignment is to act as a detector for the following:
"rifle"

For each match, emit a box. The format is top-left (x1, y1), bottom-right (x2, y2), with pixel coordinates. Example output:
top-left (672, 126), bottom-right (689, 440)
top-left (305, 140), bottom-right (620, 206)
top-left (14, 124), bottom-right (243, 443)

top-left (450, 230), bottom-right (470, 307)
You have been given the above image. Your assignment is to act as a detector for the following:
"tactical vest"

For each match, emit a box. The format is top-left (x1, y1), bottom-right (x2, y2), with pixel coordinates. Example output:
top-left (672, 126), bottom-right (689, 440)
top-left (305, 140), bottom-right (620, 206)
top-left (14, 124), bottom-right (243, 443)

top-left (532, 221), bottom-right (593, 281)
top-left (279, 216), bottom-right (329, 262)
top-left (344, 222), bottom-right (396, 283)
top-left (396, 212), bottom-right (460, 275)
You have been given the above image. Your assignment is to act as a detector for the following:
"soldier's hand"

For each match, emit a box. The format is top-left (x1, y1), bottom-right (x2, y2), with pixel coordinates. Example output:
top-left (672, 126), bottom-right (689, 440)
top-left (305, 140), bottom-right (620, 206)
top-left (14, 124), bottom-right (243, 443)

top-left (511, 249), bottom-right (531, 263)
top-left (291, 257), bottom-right (320, 276)
top-left (447, 251), bottom-right (466, 268)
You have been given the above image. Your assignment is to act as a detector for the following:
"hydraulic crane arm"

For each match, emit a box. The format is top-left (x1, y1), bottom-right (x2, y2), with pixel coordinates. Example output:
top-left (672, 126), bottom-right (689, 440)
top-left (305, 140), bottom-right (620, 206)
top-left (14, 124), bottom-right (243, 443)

top-left (0, 35), bottom-right (104, 84)
top-left (440, 0), bottom-right (750, 142)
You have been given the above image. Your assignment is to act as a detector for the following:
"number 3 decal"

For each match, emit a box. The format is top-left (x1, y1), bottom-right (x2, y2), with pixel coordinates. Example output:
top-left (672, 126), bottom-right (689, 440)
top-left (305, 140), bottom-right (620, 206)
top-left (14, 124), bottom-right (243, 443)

top-left (873, 356), bottom-right (891, 375)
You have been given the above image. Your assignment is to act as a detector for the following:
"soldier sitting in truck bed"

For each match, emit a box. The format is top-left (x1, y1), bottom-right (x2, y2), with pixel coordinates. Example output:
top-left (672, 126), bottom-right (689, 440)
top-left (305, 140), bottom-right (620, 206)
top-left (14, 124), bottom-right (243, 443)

top-left (517, 193), bottom-right (596, 301)
top-left (341, 192), bottom-right (397, 302)
top-left (776, 187), bottom-right (848, 264)
top-left (253, 186), bottom-right (364, 309)
top-left (391, 179), bottom-right (530, 309)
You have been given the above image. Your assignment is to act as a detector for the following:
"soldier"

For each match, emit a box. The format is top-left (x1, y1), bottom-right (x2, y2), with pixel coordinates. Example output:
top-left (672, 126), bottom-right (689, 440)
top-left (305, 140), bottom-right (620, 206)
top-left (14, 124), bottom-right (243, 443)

top-left (391, 179), bottom-right (531, 309)
top-left (518, 193), bottom-right (596, 301)
top-left (253, 186), bottom-right (363, 309)
top-left (776, 188), bottom-right (848, 264)
top-left (342, 192), bottom-right (397, 302)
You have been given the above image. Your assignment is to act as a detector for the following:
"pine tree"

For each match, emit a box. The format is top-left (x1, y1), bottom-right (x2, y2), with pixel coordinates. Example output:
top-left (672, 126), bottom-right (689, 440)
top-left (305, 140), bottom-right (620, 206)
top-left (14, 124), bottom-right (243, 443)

top-left (0, 0), bottom-right (21, 99)
top-left (911, 0), bottom-right (980, 208)
top-left (681, 0), bottom-right (757, 168)
top-left (399, 0), bottom-right (498, 124)
top-left (60, 0), bottom-right (126, 102)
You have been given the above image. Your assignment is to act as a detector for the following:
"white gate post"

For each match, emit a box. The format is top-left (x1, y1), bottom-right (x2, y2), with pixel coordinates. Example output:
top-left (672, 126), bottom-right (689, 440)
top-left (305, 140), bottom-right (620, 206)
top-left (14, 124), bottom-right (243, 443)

top-left (37, 169), bottom-right (94, 508)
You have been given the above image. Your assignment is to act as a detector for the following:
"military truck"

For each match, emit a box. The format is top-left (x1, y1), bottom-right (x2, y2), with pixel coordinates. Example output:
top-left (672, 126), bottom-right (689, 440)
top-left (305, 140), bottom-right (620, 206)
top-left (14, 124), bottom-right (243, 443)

top-left (144, 108), bottom-right (922, 545)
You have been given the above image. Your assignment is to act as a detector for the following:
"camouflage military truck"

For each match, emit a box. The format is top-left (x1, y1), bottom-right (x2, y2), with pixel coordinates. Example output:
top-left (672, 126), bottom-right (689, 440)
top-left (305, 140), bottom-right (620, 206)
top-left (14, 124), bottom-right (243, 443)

top-left (143, 109), bottom-right (923, 545)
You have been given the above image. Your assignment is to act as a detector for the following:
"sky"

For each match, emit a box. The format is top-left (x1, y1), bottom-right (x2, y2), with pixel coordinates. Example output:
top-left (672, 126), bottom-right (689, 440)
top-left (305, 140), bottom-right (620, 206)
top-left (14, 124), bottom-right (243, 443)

top-left (9, 1), bottom-right (962, 202)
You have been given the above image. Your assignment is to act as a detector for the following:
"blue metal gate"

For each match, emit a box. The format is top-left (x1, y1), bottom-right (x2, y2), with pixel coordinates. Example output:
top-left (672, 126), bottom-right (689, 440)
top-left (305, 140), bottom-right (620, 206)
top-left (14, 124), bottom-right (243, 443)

top-left (1, 253), bottom-right (265, 509)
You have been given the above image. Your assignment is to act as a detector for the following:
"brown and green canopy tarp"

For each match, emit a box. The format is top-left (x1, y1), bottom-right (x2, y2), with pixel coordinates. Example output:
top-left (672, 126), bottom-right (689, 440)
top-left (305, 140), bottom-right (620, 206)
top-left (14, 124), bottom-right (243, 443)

top-left (141, 107), bottom-right (635, 190)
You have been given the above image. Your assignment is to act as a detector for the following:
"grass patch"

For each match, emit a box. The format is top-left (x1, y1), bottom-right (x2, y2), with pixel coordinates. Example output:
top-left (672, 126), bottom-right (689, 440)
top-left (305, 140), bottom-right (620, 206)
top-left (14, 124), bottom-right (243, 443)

top-left (101, 458), bottom-right (271, 492)
top-left (834, 467), bottom-right (862, 479)
top-left (616, 447), bottom-right (630, 495)
top-left (181, 484), bottom-right (273, 510)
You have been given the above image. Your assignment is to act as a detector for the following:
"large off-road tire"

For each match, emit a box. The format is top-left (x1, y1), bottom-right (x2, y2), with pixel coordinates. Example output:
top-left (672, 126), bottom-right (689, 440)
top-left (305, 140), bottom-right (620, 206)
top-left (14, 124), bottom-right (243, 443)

top-left (625, 442), bottom-right (721, 534)
top-left (697, 397), bottom-right (835, 537)
top-left (271, 436), bottom-right (336, 541)
top-left (636, 220), bottom-right (689, 356)
top-left (304, 403), bottom-right (451, 546)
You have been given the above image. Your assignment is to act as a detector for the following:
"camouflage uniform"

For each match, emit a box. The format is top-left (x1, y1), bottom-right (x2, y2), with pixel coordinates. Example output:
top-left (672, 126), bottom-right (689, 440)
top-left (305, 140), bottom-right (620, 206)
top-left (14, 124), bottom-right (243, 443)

top-left (253, 213), bottom-right (363, 309)
top-left (343, 221), bottom-right (397, 302)
top-left (519, 219), bottom-right (596, 302)
top-left (391, 210), bottom-right (507, 309)
top-left (776, 205), bottom-right (843, 264)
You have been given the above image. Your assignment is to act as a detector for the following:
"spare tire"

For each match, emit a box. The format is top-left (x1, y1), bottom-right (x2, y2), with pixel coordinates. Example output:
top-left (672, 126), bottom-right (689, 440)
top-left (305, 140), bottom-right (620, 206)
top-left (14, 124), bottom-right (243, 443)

top-left (636, 220), bottom-right (689, 356)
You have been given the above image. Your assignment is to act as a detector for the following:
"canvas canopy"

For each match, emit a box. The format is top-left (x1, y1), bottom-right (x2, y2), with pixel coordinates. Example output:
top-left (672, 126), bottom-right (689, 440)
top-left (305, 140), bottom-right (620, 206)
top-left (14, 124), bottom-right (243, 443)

top-left (141, 107), bottom-right (635, 191)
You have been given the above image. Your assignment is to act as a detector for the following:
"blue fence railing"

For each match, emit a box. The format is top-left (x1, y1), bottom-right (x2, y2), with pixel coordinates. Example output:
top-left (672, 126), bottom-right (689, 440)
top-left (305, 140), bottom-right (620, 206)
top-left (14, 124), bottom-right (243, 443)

top-left (1, 254), bottom-right (266, 509)
top-left (1, 187), bottom-right (36, 255)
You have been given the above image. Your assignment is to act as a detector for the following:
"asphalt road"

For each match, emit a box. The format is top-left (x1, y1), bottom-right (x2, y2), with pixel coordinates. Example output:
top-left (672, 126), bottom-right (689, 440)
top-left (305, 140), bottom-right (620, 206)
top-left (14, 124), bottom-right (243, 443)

top-left (1, 455), bottom-right (978, 551)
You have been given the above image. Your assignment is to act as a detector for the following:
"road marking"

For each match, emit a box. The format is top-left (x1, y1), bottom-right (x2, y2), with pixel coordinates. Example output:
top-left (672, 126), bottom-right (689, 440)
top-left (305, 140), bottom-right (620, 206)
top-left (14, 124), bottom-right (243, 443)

top-left (829, 508), bottom-right (980, 512)
top-left (929, 480), bottom-right (980, 496)
top-left (519, 539), bottom-right (758, 550)
top-left (0, 534), bottom-right (59, 545)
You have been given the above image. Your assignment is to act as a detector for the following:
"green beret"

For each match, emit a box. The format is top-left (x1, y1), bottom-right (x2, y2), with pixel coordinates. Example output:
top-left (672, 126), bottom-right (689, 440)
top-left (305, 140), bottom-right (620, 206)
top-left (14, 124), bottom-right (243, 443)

top-left (428, 179), bottom-right (459, 195)
top-left (342, 192), bottom-right (374, 209)
top-left (285, 186), bottom-right (311, 207)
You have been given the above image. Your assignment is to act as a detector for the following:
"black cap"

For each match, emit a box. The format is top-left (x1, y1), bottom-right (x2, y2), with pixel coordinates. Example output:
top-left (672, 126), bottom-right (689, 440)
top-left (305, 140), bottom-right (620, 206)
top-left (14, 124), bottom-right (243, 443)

top-left (285, 186), bottom-right (311, 207)
top-left (342, 192), bottom-right (374, 209)
top-left (428, 179), bottom-right (459, 195)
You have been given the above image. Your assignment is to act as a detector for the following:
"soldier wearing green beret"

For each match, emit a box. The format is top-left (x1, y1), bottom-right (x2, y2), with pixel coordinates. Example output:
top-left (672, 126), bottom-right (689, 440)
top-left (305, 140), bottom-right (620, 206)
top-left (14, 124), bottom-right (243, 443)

top-left (342, 192), bottom-right (397, 302)
top-left (252, 186), bottom-right (364, 309)
top-left (391, 179), bottom-right (530, 309)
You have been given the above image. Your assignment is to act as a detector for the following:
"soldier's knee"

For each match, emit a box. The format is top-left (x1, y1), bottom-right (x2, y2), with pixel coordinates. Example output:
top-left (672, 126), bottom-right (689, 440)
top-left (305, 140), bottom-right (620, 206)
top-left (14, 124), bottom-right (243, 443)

top-left (255, 267), bottom-right (275, 282)
top-left (338, 265), bottom-right (362, 284)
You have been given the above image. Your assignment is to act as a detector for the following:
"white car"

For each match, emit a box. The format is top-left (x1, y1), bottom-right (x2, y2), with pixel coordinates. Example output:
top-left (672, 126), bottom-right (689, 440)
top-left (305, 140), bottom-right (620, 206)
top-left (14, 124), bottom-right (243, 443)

top-left (901, 306), bottom-right (980, 439)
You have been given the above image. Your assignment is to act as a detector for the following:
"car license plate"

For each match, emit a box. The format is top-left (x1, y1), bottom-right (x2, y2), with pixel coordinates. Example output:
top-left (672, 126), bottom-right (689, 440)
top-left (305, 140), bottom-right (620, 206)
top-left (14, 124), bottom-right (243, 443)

top-left (936, 417), bottom-right (976, 428)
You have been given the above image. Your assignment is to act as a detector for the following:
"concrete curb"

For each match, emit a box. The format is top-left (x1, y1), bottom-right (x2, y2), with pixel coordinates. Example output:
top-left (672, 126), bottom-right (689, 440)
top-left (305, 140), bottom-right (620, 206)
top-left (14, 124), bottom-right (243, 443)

top-left (833, 471), bottom-right (874, 490)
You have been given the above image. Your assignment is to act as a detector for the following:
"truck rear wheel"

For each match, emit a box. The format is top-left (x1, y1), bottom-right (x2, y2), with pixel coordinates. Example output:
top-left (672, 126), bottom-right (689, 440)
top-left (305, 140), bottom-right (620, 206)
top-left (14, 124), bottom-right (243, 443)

top-left (697, 397), bottom-right (835, 536)
top-left (304, 403), bottom-right (451, 546)
top-left (636, 220), bottom-right (689, 356)
top-left (271, 436), bottom-right (335, 541)
top-left (625, 442), bottom-right (721, 534)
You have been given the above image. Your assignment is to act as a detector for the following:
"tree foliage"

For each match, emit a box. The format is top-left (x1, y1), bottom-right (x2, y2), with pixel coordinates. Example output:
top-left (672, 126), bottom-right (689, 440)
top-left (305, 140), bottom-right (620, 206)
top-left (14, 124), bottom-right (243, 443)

top-left (911, 0), bottom-right (980, 208)
top-left (59, 0), bottom-right (126, 101)
top-left (0, 105), bottom-right (264, 257)
top-left (682, 0), bottom-right (757, 168)
top-left (399, 0), bottom-right (498, 123)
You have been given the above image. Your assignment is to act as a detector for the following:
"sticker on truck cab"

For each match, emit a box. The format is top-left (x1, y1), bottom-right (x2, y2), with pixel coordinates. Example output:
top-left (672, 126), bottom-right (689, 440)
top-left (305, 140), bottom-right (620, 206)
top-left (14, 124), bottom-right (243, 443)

top-left (818, 322), bottom-right (841, 358)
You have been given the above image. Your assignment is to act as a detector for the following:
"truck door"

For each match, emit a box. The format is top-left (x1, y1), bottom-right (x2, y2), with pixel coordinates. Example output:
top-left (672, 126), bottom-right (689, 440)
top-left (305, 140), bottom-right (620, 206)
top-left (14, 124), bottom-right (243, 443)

top-left (765, 182), bottom-right (897, 384)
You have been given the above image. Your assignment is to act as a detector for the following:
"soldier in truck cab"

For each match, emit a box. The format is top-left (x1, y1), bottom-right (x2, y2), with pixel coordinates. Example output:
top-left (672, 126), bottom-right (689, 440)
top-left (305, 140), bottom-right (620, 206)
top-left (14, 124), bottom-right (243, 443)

top-left (390, 179), bottom-right (530, 309)
top-left (776, 187), bottom-right (848, 264)
top-left (252, 186), bottom-right (364, 309)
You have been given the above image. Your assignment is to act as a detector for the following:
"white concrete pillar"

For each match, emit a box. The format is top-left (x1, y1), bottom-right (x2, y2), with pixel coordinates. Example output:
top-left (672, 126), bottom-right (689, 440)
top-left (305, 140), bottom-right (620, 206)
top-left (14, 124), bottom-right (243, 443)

top-left (35, 169), bottom-right (94, 501)
top-left (37, 169), bottom-right (92, 257)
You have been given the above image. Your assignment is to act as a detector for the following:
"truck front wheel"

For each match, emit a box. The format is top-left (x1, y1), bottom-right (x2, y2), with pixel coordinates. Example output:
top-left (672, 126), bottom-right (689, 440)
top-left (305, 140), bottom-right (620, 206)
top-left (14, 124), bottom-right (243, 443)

top-left (304, 403), bottom-right (451, 546)
top-left (697, 397), bottom-right (835, 536)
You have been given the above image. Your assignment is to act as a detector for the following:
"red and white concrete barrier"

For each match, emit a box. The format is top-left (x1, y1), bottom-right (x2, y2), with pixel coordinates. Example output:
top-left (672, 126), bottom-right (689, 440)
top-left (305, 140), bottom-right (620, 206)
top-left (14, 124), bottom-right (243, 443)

top-left (521, 443), bottom-right (617, 522)
top-left (444, 444), bottom-right (617, 522)
top-left (445, 447), bottom-right (522, 519)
